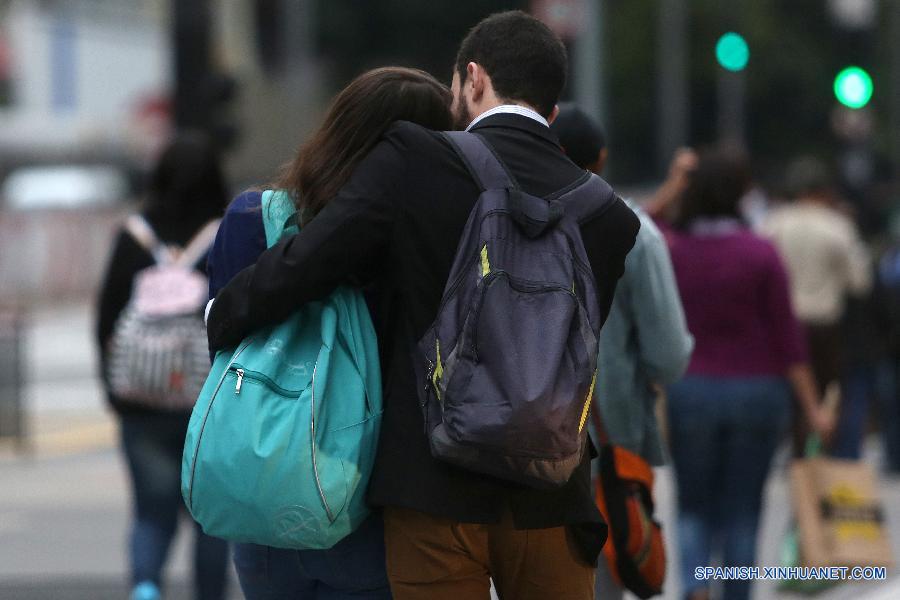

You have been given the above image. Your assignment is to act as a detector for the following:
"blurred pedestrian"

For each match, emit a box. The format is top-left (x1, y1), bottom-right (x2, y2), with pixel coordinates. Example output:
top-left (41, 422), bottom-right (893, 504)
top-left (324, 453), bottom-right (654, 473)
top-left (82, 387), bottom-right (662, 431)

top-left (763, 156), bottom-right (872, 456)
top-left (873, 242), bottom-right (900, 472)
top-left (207, 66), bottom-right (453, 600)
top-left (206, 11), bottom-right (640, 600)
top-left (553, 104), bottom-right (694, 600)
top-left (96, 134), bottom-right (230, 600)
top-left (648, 148), bottom-right (834, 600)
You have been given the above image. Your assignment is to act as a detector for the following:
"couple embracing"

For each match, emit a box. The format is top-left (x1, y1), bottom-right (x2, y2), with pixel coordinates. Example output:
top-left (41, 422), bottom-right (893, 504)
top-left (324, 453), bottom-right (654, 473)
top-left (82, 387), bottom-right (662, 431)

top-left (206, 10), bottom-right (639, 600)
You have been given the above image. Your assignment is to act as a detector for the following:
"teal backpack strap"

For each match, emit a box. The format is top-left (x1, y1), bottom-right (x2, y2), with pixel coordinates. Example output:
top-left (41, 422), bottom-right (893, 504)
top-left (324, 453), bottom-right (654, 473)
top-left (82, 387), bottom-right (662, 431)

top-left (261, 190), bottom-right (300, 247)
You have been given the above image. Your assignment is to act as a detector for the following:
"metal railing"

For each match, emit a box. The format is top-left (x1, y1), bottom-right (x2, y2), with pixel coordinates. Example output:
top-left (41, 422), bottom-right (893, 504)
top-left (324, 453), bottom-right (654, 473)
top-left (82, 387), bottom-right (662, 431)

top-left (0, 309), bottom-right (26, 450)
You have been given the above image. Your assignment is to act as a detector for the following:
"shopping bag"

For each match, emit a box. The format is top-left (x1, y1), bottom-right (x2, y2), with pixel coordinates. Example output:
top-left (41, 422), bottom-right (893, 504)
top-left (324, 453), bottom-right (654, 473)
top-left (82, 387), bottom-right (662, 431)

top-left (778, 526), bottom-right (837, 594)
top-left (789, 435), bottom-right (894, 569)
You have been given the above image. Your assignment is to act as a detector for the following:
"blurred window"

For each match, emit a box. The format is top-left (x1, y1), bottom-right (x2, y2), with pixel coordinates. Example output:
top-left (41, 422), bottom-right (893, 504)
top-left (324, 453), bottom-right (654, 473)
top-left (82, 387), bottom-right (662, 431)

top-left (1, 165), bottom-right (128, 211)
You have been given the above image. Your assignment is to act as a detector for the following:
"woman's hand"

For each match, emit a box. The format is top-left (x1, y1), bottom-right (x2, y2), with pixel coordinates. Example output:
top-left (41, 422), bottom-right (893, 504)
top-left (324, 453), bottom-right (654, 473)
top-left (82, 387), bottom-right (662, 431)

top-left (808, 404), bottom-right (837, 442)
top-left (646, 147), bottom-right (698, 220)
top-left (668, 148), bottom-right (699, 193)
top-left (809, 382), bottom-right (840, 443)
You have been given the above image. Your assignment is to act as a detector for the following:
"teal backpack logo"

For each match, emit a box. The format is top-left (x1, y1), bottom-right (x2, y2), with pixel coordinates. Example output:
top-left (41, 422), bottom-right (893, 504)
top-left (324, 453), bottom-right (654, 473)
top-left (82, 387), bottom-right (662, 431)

top-left (181, 190), bottom-right (382, 549)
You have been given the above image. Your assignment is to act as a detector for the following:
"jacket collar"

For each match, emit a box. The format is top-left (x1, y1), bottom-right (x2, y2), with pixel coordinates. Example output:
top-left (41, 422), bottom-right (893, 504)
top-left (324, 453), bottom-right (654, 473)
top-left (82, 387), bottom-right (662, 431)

top-left (468, 112), bottom-right (561, 148)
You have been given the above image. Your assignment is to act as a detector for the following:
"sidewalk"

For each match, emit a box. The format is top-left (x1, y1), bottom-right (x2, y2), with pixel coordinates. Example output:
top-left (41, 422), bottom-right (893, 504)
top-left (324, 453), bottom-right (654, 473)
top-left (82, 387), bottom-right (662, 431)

top-left (0, 301), bottom-right (240, 598)
top-left (0, 300), bottom-right (113, 460)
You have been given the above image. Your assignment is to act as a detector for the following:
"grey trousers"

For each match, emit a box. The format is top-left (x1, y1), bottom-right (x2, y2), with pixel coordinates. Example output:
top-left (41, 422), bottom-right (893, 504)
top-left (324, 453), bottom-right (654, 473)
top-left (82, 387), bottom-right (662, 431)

top-left (595, 555), bottom-right (624, 600)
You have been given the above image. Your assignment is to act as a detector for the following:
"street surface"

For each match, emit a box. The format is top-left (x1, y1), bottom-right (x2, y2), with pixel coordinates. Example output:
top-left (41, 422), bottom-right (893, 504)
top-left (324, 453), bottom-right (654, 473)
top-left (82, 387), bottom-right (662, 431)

top-left (1, 301), bottom-right (898, 599)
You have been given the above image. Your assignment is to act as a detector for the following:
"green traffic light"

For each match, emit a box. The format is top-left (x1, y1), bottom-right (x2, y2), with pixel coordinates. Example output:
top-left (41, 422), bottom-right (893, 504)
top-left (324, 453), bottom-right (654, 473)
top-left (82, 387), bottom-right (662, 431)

top-left (716, 32), bottom-right (749, 72)
top-left (834, 67), bottom-right (873, 109)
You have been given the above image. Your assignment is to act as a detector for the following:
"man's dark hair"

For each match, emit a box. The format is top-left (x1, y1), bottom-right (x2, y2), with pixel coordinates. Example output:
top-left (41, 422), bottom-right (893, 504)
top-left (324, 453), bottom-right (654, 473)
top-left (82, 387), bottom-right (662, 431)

top-left (550, 103), bottom-right (606, 169)
top-left (675, 147), bottom-right (752, 230)
top-left (455, 11), bottom-right (567, 118)
top-left (785, 155), bottom-right (832, 198)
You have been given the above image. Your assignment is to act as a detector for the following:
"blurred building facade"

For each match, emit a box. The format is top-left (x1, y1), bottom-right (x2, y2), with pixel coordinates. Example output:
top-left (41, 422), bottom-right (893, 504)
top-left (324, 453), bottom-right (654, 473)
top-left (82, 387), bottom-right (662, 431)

top-left (0, 0), bottom-right (325, 303)
top-left (0, 0), bottom-right (168, 166)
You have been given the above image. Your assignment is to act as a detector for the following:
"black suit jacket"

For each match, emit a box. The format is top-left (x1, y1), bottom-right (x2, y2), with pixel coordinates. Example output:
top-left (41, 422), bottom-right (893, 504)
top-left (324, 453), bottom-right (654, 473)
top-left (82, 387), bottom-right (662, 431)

top-left (207, 113), bottom-right (639, 563)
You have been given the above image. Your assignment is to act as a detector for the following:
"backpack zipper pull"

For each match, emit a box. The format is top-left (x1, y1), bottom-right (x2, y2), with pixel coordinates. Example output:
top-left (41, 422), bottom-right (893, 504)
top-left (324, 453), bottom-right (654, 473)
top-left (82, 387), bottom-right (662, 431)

top-left (235, 369), bottom-right (244, 394)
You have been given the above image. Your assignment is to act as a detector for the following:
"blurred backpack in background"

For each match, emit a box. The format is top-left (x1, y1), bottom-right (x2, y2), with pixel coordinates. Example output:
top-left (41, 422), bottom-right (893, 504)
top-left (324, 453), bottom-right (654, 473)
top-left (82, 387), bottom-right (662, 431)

top-left (592, 409), bottom-right (666, 599)
top-left (106, 215), bottom-right (219, 410)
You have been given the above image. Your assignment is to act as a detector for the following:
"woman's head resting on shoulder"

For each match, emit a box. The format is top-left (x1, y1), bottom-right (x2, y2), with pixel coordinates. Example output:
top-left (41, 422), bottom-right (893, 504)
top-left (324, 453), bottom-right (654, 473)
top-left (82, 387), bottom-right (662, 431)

top-left (278, 66), bottom-right (453, 221)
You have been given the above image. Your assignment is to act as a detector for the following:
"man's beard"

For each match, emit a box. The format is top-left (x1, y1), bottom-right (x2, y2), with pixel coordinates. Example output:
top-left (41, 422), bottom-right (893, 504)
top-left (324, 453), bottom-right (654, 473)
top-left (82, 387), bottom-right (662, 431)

top-left (453, 95), bottom-right (473, 131)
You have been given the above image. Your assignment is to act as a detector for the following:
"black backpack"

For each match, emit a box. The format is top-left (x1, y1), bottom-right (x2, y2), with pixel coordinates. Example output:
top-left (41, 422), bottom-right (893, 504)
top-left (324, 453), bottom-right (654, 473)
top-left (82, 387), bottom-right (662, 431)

top-left (416, 131), bottom-right (616, 489)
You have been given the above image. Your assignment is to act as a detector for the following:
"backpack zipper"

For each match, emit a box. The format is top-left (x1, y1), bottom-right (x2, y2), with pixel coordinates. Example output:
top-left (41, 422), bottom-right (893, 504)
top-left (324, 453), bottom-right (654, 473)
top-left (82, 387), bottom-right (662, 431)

top-left (187, 339), bottom-right (253, 510)
top-left (228, 365), bottom-right (302, 397)
top-left (309, 359), bottom-right (336, 522)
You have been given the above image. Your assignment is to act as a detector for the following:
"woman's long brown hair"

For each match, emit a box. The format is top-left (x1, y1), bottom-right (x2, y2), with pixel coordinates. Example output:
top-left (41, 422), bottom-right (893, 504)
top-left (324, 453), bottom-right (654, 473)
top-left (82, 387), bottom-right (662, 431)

top-left (277, 67), bottom-right (453, 221)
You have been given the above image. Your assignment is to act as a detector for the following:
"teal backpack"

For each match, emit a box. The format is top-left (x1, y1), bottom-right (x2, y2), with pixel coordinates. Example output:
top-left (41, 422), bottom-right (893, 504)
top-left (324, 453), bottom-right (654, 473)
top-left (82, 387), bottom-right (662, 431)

top-left (181, 190), bottom-right (382, 550)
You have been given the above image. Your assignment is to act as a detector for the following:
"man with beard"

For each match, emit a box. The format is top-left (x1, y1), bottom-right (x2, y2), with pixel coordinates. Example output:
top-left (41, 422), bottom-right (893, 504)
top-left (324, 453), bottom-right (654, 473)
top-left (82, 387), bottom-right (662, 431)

top-left (207, 11), bottom-right (639, 599)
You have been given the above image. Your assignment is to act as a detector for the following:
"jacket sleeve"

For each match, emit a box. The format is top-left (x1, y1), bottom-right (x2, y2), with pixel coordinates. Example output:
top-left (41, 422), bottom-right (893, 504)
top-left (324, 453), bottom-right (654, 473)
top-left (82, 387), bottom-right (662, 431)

top-left (580, 197), bottom-right (641, 325)
top-left (762, 243), bottom-right (809, 371)
top-left (629, 216), bottom-right (694, 384)
top-left (838, 219), bottom-right (872, 296)
top-left (207, 191), bottom-right (267, 299)
top-left (207, 135), bottom-right (406, 351)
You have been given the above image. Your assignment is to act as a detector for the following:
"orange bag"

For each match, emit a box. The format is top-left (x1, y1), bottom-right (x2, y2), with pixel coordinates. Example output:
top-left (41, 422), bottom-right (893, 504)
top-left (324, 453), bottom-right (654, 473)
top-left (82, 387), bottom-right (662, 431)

top-left (592, 411), bottom-right (666, 598)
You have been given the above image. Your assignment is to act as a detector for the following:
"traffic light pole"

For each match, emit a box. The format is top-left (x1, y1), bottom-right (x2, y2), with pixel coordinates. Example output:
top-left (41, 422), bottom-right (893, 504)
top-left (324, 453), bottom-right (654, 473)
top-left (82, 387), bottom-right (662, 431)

top-left (657, 0), bottom-right (689, 174)
top-left (716, 0), bottom-right (746, 149)
top-left (891, 0), bottom-right (900, 181)
top-left (717, 68), bottom-right (746, 149)
top-left (573, 0), bottom-right (607, 138)
top-left (172, 0), bottom-right (212, 131)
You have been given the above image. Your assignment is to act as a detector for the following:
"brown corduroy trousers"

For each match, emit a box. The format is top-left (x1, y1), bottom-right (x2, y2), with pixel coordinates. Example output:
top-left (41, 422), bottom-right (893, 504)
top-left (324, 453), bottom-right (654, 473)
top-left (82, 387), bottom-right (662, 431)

top-left (383, 506), bottom-right (595, 600)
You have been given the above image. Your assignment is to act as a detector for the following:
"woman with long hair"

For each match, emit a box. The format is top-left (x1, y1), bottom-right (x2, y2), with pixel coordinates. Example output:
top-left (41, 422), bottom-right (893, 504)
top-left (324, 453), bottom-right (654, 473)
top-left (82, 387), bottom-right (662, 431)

top-left (649, 148), bottom-right (834, 600)
top-left (207, 66), bottom-right (453, 600)
top-left (97, 133), bottom-right (230, 600)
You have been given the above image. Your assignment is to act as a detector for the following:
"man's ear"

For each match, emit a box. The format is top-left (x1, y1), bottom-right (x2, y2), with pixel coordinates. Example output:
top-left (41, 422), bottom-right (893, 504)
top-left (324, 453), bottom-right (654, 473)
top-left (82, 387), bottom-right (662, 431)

top-left (547, 104), bottom-right (560, 125)
top-left (594, 148), bottom-right (609, 176)
top-left (467, 62), bottom-right (484, 103)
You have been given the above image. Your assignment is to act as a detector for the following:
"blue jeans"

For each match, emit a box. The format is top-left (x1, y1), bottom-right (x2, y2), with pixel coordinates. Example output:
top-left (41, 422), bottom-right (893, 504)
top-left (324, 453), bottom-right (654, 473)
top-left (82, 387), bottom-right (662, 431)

top-left (121, 412), bottom-right (230, 599)
top-left (667, 376), bottom-right (790, 600)
top-left (881, 359), bottom-right (900, 472)
top-left (233, 513), bottom-right (392, 599)
top-left (833, 361), bottom-right (895, 460)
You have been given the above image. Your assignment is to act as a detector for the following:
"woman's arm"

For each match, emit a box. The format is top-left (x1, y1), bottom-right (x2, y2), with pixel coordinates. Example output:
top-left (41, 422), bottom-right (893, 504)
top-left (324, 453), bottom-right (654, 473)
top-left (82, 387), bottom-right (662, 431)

top-left (207, 191), bottom-right (268, 299)
top-left (631, 214), bottom-right (694, 384)
top-left (644, 147), bottom-right (698, 222)
top-left (786, 363), bottom-right (836, 439)
top-left (763, 244), bottom-right (835, 438)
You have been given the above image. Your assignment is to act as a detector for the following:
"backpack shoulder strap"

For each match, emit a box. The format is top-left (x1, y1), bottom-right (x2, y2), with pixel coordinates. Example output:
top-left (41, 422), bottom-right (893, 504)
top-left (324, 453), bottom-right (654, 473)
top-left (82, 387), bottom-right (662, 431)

top-left (555, 172), bottom-right (618, 225)
top-left (176, 218), bottom-right (222, 268)
top-left (261, 190), bottom-right (300, 248)
top-left (589, 400), bottom-right (611, 446)
top-left (124, 215), bottom-right (171, 265)
top-left (441, 131), bottom-right (517, 191)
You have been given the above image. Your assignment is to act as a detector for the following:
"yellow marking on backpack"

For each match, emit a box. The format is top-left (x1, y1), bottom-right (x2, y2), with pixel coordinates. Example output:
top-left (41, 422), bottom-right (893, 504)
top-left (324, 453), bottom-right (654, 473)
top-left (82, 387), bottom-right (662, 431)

top-left (578, 370), bottom-right (598, 433)
top-left (480, 244), bottom-right (490, 277)
top-left (432, 339), bottom-right (444, 401)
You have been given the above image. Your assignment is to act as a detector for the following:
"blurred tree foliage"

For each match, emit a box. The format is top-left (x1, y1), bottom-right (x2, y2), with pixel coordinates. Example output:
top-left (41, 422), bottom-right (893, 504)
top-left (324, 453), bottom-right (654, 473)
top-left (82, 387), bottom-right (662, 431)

top-left (608, 0), bottom-right (885, 186)
top-left (314, 0), bottom-right (889, 188)
top-left (316, 0), bottom-right (526, 86)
